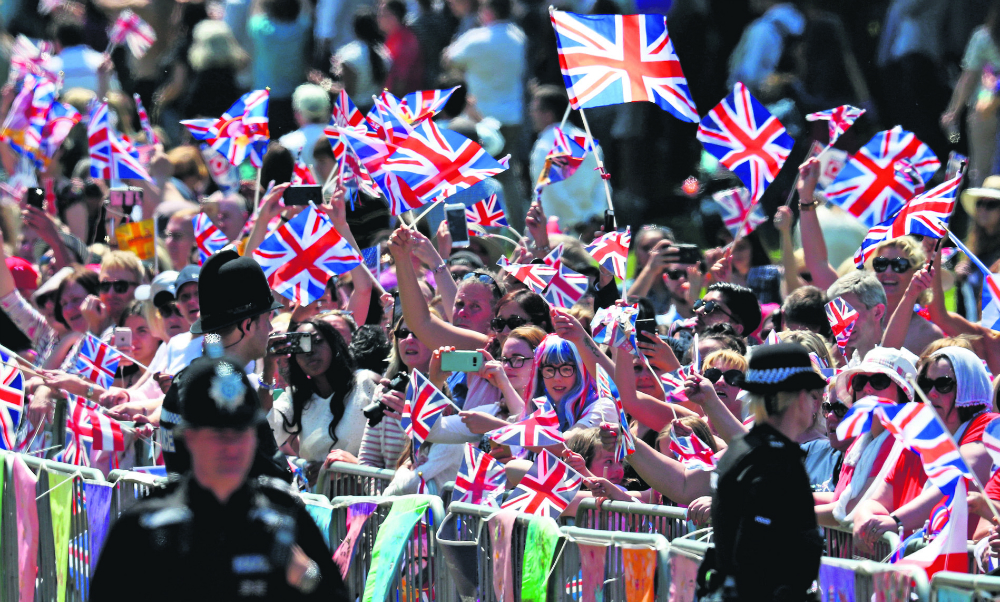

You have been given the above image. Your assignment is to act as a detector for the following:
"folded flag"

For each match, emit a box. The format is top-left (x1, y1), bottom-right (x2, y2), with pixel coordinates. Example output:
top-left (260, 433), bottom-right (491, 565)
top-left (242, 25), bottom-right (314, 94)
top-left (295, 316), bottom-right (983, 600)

top-left (0, 350), bottom-right (25, 450)
top-left (488, 406), bottom-right (565, 447)
top-left (108, 10), bottom-right (156, 57)
top-left (181, 89), bottom-right (270, 167)
top-left (805, 105), bottom-right (865, 146)
top-left (74, 334), bottom-right (122, 390)
top-left (596, 365), bottom-right (634, 461)
top-left (401, 370), bottom-right (456, 446)
top-left (713, 187), bottom-right (767, 240)
top-left (253, 205), bottom-right (362, 306)
top-left (193, 213), bottom-right (229, 265)
top-left (501, 448), bottom-right (583, 518)
top-left (825, 296), bottom-right (858, 354)
top-left (668, 430), bottom-right (717, 471)
top-left (454, 443), bottom-right (506, 507)
top-left (585, 227), bottom-right (630, 281)
top-left (897, 479), bottom-right (968, 578)
top-left (466, 193), bottom-right (509, 227)
top-left (535, 126), bottom-right (595, 190)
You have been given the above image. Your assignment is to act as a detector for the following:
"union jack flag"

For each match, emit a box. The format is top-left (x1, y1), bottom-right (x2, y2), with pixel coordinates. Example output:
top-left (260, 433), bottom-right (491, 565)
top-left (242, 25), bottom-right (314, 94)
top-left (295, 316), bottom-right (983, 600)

top-left (835, 396), bottom-right (897, 441)
top-left (338, 124), bottom-right (423, 215)
top-left (825, 297), bottom-right (858, 354)
top-left (596, 365), bottom-right (634, 461)
top-left (74, 334), bottom-right (121, 390)
top-left (454, 443), bottom-right (506, 507)
top-left (949, 233), bottom-right (1000, 332)
top-left (382, 118), bottom-right (507, 205)
top-left (668, 430), bottom-right (717, 471)
top-left (543, 261), bottom-right (589, 309)
top-left (590, 306), bottom-right (615, 344)
top-left (595, 364), bottom-right (619, 401)
top-left (466, 194), bottom-right (508, 227)
top-left (81, 395), bottom-right (125, 451)
top-left (38, 101), bottom-right (81, 161)
top-left (503, 262), bottom-right (556, 293)
top-left (543, 243), bottom-right (565, 267)
top-left (0, 351), bottom-right (24, 450)
top-left (108, 10), bottom-right (156, 58)
top-left (898, 480), bottom-right (968, 578)
top-left (292, 159), bottom-right (317, 185)
top-left (805, 105), bottom-right (866, 145)
top-left (253, 205), bottom-right (362, 306)
top-left (325, 90), bottom-right (366, 161)
top-left (88, 102), bottom-right (152, 182)
top-left (487, 406), bottom-right (565, 447)
top-left (401, 370), bottom-right (456, 446)
top-left (697, 82), bottom-right (794, 202)
top-left (501, 449), bottom-right (583, 518)
top-left (59, 395), bottom-right (97, 466)
top-left (535, 126), bottom-right (594, 190)
top-left (611, 306), bottom-right (639, 354)
top-left (133, 93), bottom-right (158, 145)
top-left (877, 402), bottom-right (973, 492)
top-left (585, 227), bottom-right (630, 280)
top-left (550, 10), bottom-right (698, 122)
top-left (824, 126), bottom-right (941, 227)
top-left (853, 175), bottom-right (961, 267)
top-left (712, 187), bottom-right (767, 239)
top-left (193, 212), bottom-right (229, 265)
top-left (181, 89), bottom-right (270, 167)
top-left (368, 92), bottom-right (414, 147)
top-left (397, 86), bottom-right (460, 124)
top-left (25, 75), bottom-right (57, 159)
top-left (9, 35), bottom-right (55, 84)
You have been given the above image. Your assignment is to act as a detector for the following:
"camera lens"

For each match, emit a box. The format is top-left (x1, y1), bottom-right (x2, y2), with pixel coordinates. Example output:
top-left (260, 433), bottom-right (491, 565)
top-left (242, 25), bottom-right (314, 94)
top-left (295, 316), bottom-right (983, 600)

top-left (362, 401), bottom-right (385, 427)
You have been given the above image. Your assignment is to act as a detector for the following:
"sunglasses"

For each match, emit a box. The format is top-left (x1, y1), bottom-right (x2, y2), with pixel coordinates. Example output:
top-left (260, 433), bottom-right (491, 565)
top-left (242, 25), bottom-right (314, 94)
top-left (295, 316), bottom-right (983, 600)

top-left (98, 280), bottom-right (138, 294)
top-left (693, 298), bottom-right (735, 321)
top-left (394, 328), bottom-right (414, 340)
top-left (821, 401), bottom-right (849, 418)
top-left (463, 271), bottom-right (502, 296)
top-left (850, 373), bottom-right (894, 393)
top-left (540, 363), bottom-right (577, 379)
top-left (500, 355), bottom-right (533, 369)
top-left (918, 375), bottom-right (956, 395)
top-left (977, 199), bottom-right (1000, 211)
top-left (491, 315), bottom-right (528, 332)
top-left (703, 368), bottom-right (743, 386)
top-left (871, 257), bottom-right (912, 274)
top-left (665, 269), bottom-right (687, 280)
top-left (159, 304), bottom-right (182, 318)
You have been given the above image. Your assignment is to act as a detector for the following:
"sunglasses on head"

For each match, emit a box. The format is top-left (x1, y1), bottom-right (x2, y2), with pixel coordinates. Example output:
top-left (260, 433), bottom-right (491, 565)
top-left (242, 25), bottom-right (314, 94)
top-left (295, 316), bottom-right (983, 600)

top-left (850, 373), bottom-right (894, 393)
top-left (500, 355), bottom-right (533, 368)
top-left (872, 257), bottom-right (912, 274)
top-left (918, 375), bottom-right (956, 395)
top-left (821, 401), bottom-right (849, 418)
top-left (703, 368), bottom-right (743, 386)
top-left (693, 298), bottom-right (735, 321)
top-left (462, 271), bottom-right (501, 296)
top-left (159, 304), bottom-right (182, 318)
top-left (394, 327), bottom-right (413, 340)
top-left (98, 280), bottom-right (138, 294)
top-left (977, 199), bottom-right (1000, 211)
top-left (540, 363), bottom-right (577, 379)
top-left (491, 315), bottom-right (528, 332)
top-left (665, 269), bottom-right (687, 280)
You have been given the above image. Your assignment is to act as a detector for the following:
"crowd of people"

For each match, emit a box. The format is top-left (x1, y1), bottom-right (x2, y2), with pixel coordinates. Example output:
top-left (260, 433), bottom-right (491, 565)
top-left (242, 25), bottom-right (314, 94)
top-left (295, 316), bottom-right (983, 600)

top-left (7, 0), bottom-right (1000, 599)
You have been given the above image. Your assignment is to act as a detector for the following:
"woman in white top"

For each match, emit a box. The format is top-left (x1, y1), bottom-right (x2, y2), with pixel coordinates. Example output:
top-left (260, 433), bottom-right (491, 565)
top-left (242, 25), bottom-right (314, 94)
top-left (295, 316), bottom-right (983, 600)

top-left (334, 8), bottom-right (391, 112)
top-left (268, 318), bottom-right (378, 462)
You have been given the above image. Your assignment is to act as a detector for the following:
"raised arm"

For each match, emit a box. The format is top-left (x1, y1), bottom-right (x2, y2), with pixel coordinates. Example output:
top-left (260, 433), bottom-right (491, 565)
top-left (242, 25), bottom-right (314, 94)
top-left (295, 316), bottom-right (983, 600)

top-left (242, 183), bottom-right (291, 256)
top-left (550, 307), bottom-right (614, 379)
top-left (774, 205), bottom-right (805, 294)
top-left (322, 185), bottom-right (373, 321)
top-left (882, 264), bottom-right (932, 348)
top-left (414, 227), bottom-right (456, 322)
top-left (599, 424), bottom-right (711, 505)
top-left (796, 159), bottom-right (839, 290)
top-left (682, 374), bottom-right (748, 444)
top-left (612, 346), bottom-right (694, 433)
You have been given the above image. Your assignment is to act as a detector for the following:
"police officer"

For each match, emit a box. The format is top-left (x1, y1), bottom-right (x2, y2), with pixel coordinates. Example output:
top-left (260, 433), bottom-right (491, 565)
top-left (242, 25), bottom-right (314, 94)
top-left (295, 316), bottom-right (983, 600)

top-left (91, 355), bottom-right (347, 601)
top-left (159, 248), bottom-right (291, 481)
top-left (699, 343), bottom-right (825, 601)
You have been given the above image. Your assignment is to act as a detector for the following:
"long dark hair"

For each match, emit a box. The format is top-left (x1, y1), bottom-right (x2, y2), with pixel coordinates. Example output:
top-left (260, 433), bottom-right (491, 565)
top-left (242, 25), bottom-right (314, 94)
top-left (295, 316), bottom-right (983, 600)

top-left (354, 8), bottom-right (388, 85)
top-left (283, 319), bottom-right (358, 448)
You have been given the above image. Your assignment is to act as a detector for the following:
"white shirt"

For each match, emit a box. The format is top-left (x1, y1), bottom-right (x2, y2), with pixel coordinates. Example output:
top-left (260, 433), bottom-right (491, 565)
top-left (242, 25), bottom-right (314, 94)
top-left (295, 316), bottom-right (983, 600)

top-left (133, 332), bottom-right (256, 400)
top-left (445, 22), bottom-right (526, 125)
top-left (529, 123), bottom-right (607, 228)
top-left (44, 46), bottom-right (105, 93)
top-left (279, 123), bottom-right (328, 167)
top-left (335, 41), bottom-right (391, 106)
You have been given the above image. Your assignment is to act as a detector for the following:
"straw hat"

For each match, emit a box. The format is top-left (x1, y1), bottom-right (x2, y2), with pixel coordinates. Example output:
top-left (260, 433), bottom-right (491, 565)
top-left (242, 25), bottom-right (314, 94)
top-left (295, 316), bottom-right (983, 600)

top-left (960, 175), bottom-right (1000, 217)
top-left (188, 20), bottom-right (247, 72)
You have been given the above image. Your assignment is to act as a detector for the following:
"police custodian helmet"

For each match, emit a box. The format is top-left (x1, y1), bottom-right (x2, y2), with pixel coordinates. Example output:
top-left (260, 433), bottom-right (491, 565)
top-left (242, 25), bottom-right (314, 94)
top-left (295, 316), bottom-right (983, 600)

top-left (178, 355), bottom-right (262, 430)
top-left (190, 248), bottom-right (284, 335)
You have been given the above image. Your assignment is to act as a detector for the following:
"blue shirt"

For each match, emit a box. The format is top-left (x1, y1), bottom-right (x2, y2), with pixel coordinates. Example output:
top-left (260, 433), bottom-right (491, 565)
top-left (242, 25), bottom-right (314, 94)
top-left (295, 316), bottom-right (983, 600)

top-left (247, 11), bottom-right (312, 98)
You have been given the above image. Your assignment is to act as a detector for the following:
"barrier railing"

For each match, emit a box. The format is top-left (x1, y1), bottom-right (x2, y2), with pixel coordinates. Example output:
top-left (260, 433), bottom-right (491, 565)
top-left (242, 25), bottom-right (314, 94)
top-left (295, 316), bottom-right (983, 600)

top-left (820, 556), bottom-right (930, 601)
top-left (318, 462), bottom-right (395, 498)
top-left (930, 571), bottom-right (1000, 600)
top-left (823, 524), bottom-right (900, 562)
top-left (329, 494), bottom-right (446, 602)
top-left (557, 526), bottom-right (671, 602)
top-left (107, 469), bottom-right (165, 522)
top-left (575, 498), bottom-right (693, 541)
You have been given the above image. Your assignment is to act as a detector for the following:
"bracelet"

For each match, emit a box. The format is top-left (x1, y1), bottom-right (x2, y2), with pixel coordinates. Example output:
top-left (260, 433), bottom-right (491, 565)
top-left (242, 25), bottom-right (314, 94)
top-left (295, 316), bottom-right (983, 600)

top-left (431, 262), bottom-right (448, 274)
top-left (257, 374), bottom-right (275, 391)
top-left (798, 201), bottom-right (817, 212)
top-left (889, 514), bottom-right (901, 527)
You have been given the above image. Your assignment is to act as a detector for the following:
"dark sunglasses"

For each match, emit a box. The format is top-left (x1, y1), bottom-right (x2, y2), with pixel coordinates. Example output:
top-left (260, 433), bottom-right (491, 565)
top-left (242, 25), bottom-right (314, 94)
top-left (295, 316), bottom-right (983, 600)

top-left (491, 315), bottom-right (528, 332)
top-left (98, 280), bottom-right (138, 294)
top-left (666, 269), bottom-right (687, 280)
top-left (540, 363), bottom-right (576, 379)
top-left (463, 271), bottom-right (501, 296)
top-left (918, 375), bottom-right (956, 395)
top-left (872, 257), bottom-right (911, 274)
top-left (693, 298), bottom-right (735, 321)
top-left (158, 304), bottom-right (182, 318)
top-left (703, 368), bottom-right (743, 386)
top-left (977, 199), bottom-right (1000, 211)
top-left (394, 328), bottom-right (413, 340)
top-left (850, 373), bottom-right (894, 392)
top-left (500, 355), bottom-right (533, 369)
top-left (821, 401), bottom-right (849, 418)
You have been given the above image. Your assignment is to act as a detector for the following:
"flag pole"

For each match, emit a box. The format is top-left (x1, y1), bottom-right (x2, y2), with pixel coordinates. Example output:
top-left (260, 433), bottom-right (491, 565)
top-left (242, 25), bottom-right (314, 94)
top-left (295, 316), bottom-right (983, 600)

top-left (405, 199), bottom-right (443, 230)
top-left (252, 166), bottom-right (262, 216)
top-left (577, 108), bottom-right (614, 219)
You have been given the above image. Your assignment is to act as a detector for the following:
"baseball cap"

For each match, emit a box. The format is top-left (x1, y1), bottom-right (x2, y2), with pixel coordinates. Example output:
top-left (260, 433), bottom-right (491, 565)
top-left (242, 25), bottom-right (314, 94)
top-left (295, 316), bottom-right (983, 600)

top-left (135, 270), bottom-right (179, 306)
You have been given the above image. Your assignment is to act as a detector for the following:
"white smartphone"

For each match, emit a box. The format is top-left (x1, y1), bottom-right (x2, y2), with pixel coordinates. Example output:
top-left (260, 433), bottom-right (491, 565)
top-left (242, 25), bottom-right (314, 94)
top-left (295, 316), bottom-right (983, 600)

top-left (114, 327), bottom-right (132, 349)
top-left (444, 203), bottom-right (470, 248)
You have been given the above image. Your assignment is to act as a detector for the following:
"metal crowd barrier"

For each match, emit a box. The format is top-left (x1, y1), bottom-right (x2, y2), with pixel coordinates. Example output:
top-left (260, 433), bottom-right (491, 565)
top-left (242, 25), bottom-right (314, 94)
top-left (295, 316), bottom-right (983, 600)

top-left (106, 469), bottom-right (165, 522)
top-left (930, 572), bottom-right (1000, 600)
top-left (820, 556), bottom-right (930, 601)
top-left (318, 461), bottom-right (395, 498)
top-left (575, 498), bottom-right (693, 541)
top-left (558, 526), bottom-right (671, 602)
top-left (329, 494), bottom-right (446, 602)
top-left (823, 524), bottom-right (900, 562)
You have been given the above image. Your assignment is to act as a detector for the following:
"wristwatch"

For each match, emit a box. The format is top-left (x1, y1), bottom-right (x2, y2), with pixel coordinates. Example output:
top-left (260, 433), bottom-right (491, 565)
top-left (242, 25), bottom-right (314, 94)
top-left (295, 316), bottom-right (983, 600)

top-left (86, 384), bottom-right (95, 400)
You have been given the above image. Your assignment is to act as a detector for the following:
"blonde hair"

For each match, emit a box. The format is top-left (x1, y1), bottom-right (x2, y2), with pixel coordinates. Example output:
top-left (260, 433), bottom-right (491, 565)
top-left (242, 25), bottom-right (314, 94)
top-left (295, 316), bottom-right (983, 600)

top-left (921, 334), bottom-right (977, 358)
top-left (702, 349), bottom-right (747, 373)
top-left (745, 390), bottom-right (803, 423)
top-left (507, 325), bottom-right (546, 349)
top-left (871, 236), bottom-right (926, 266)
top-left (778, 330), bottom-right (834, 368)
top-left (100, 250), bottom-right (146, 283)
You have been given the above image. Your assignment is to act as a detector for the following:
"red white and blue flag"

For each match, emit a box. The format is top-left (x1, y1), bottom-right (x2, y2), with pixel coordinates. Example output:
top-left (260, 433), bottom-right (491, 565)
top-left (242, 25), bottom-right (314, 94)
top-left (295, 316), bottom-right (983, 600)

top-left (382, 118), bottom-right (507, 205)
top-left (501, 449), bottom-right (583, 518)
top-left (368, 92), bottom-right (414, 147)
top-left (402, 370), bottom-right (456, 446)
top-left (948, 233), bottom-right (1000, 332)
top-left (585, 227), bottom-right (630, 280)
top-left (488, 406), bottom-right (565, 447)
top-left (292, 159), bottom-right (317, 185)
top-left (697, 82), bottom-right (794, 202)
top-left (0, 350), bottom-right (24, 450)
top-left (824, 126), bottom-right (940, 227)
top-left (181, 89), bottom-right (270, 167)
top-left (454, 443), bottom-right (506, 507)
top-left (596, 365), bottom-right (634, 461)
top-left (108, 10), bottom-right (156, 57)
top-left (669, 430), bottom-right (717, 471)
top-left (193, 212), bottom-right (229, 265)
top-left (878, 402), bottom-right (974, 491)
top-left (543, 261), bottom-right (590, 309)
top-left (825, 297), bottom-right (858, 354)
top-left (74, 334), bottom-right (121, 390)
top-left (338, 125), bottom-right (423, 215)
top-left (835, 396), bottom-right (904, 441)
top-left (59, 396), bottom-right (94, 466)
top-left (325, 90), bottom-right (366, 161)
top-left (503, 262), bottom-right (557, 294)
top-left (9, 35), bottom-right (54, 84)
top-left (535, 126), bottom-right (594, 190)
top-left (133, 93), bottom-right (158, 145)
top-left (88, 102), bottom-right (152, 182)
top-left (805, 105), bottom-right (866, 146)
top-left (38, 101), bottom-right (81, 161)
top-left (465, 193), bottom-right (508, 227)
top-left (712, 187), bottom-right (767, 239)
top-left (398, 86), bottom-right (460, 124)
top-left (898, 479), bottom-right (968, 577)
top-left (253, 205), bottom-right (362, 306)
top-left (550, 10), bottom-right (699, 122)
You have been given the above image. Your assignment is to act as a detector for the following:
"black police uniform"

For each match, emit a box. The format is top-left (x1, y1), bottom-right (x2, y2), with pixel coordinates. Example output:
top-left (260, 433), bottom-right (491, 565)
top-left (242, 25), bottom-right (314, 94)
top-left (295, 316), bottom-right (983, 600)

top-left (89, 475), bottom-right (347, 602)
top-left (708, 423), bottom-right (823, 601)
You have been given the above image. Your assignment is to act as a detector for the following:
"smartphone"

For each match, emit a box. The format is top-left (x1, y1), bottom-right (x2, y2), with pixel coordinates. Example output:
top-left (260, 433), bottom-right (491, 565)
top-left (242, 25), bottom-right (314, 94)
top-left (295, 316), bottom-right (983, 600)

top-left (114, 327), bottom-right (132, 349)
top-left (444, 203), bottom-right (470, 248)
top-left (672, 244), bottom-right (702, 265)
top-left (267, 331), bottom-right (313, 355)
top-left (284, 185), bottom-right (323, 206)
top-left (636, 318), bottom-right (657, 338)
top-left (391, 290), bottom-right (403, 324)
top-left (603, 209), bottom-right (616, 233)
top-left (24, 187), bottom-right (44, 210)
top-left (440, 350), bottom-right (483, 372)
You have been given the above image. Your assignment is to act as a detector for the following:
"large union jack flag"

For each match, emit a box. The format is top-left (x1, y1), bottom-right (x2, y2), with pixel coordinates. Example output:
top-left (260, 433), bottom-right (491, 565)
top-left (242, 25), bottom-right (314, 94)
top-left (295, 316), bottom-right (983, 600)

top-left (503, 263), bottom-right (557, 293)
top-left (253, 205), bottom-right (362, 306)
top-left (825, 297), bottom-right (858, 354)
top-left (108, 10), bottom-right (156, 58)
top-left (551, 10), bottom-right (698, 122)
top-left (454, 443), bottom-right (506, 507)
top-left (338, 125), bottom-right (423, 215)
top-left (0, 351), bottom-right (24, 450)
top-left (535, 126), bottom-right (594, 190)
top-left (585, 227), bottom-right (630, 281)
top-left (487, 406), bottom-right (565, 447)
top-left (181, 90), bottom-right (270, 167)
top-left (824, 126), bottom-right (940, 227)
top-left (382, 118), bottom-right (507, 205)
top-left (501, 449), bottom-right (583, 518)
top-left (74, 334), bottom-right (122, 390)
top-left (669, 430), bottom-right (717, 471)
top-left (466, 194), bottom-right (508, 227)
top-left (697, 82), bottom-right (794, 202)
top-left (712, 187), bottom-right (767, 239)
top-left (398, 87), bottom-right (461, 124)
top-left (543, 261), bottom-right (590, 309)
top-left (805, 105), bottom-right (866, 146)
top-left (89, 102), bottom-right (152, 182)
top-left (853, 175), bottom-right (961, 267)
top-left (401, 370), bottom-right (456, 446)
top-left (193, 212), bottom-right (229, 265)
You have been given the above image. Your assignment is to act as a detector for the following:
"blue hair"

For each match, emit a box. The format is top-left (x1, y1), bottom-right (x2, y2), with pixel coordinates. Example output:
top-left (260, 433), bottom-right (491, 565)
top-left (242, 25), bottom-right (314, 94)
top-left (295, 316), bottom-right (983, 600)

top-left (526, 334), bottom-right (597, 430)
